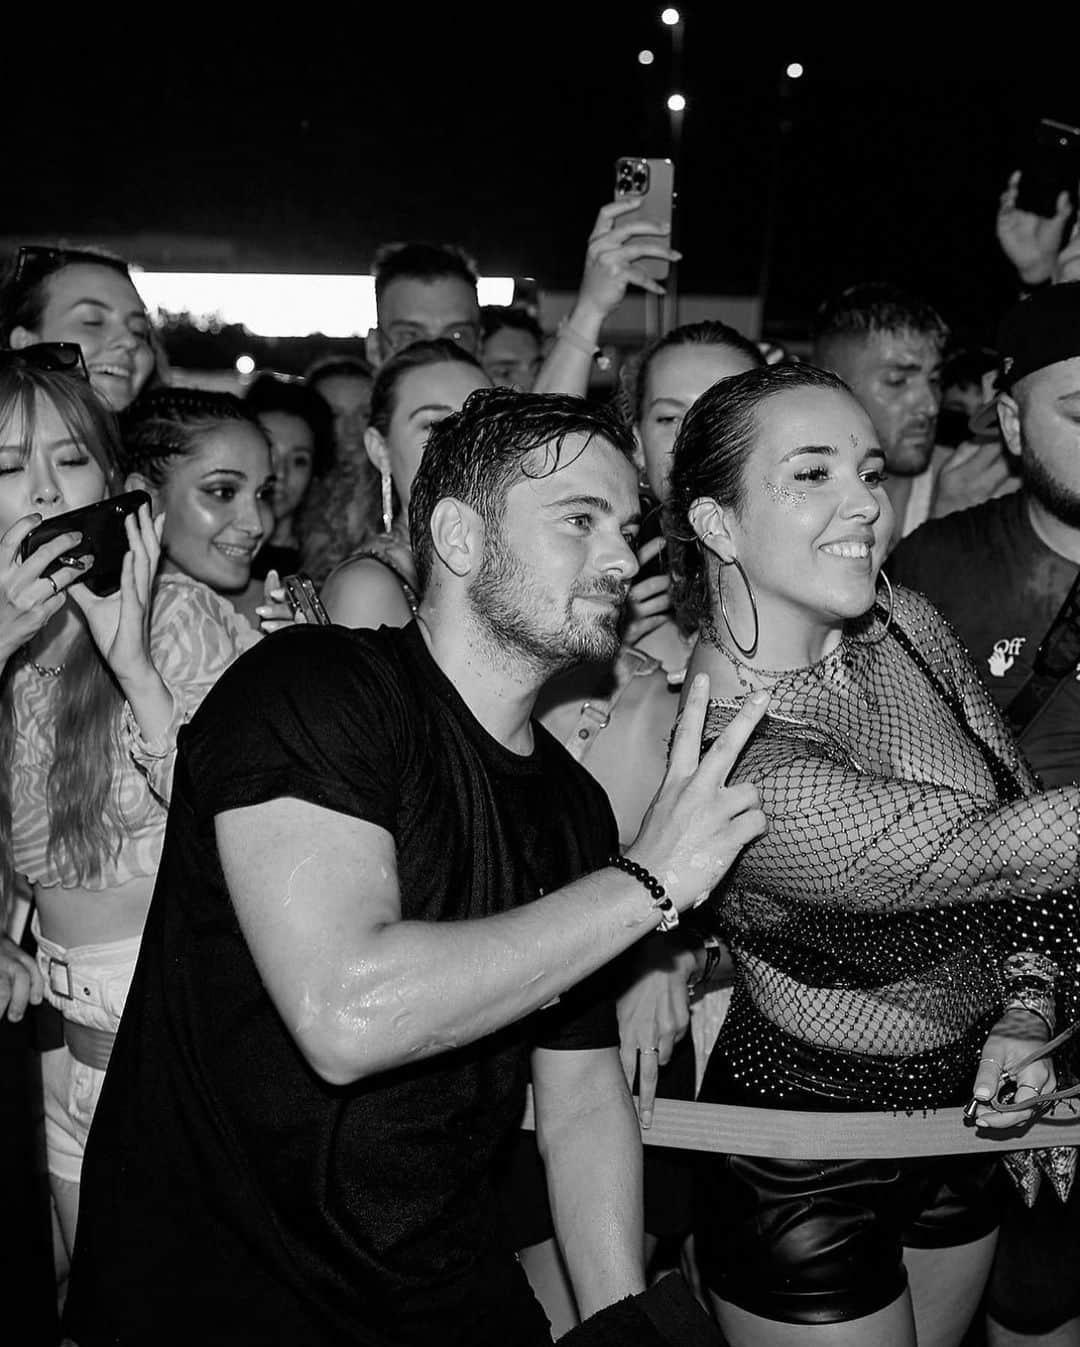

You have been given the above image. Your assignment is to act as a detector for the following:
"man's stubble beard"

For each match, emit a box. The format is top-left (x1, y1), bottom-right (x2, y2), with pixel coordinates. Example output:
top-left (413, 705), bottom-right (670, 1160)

top-left (1020, 430), bottom-right (1080, 528)
top-left (467, 528), bottom-right (625, 678)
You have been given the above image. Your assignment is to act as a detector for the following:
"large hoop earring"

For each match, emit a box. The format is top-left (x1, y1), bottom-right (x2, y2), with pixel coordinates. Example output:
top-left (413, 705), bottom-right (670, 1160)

top-left (719, 557), bottom-right (759, 658)
top-left (862, 569), bottom-right (894, 645)
top-left (381, 470), bottom-right (394, 536)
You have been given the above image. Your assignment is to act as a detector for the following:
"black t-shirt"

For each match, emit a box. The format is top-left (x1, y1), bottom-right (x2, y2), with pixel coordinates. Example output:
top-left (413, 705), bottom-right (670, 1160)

top-left (890, 492), bottom-right (1080, 786)
top-left (65, 622), bottom-right (619, 1347)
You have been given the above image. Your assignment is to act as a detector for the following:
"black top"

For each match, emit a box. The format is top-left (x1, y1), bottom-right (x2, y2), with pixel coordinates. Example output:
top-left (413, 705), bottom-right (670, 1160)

top-left (890, 492), bottom-right (1080, 786)
top-left (251, 539), bottom-right (301, 581)
top-left (65, 622), bottom-right (619, 1347)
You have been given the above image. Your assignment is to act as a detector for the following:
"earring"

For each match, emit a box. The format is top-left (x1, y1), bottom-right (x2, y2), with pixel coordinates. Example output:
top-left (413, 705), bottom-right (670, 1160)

top-left (719, 557), bottom-right (759, 658)
top-left (862, 569), bottom-right (894, 645)
top-left (381, 469), bottom-right (394, 536)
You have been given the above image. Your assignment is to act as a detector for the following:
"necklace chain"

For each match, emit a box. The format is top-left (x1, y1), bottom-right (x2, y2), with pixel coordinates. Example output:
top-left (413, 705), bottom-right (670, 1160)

top-left (27, 655), bottom-right (66, 678)
top-left (700, 618), bottom-right (877, 710)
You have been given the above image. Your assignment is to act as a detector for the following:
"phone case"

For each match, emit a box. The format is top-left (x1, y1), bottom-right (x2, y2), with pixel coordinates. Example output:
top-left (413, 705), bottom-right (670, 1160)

top-left (1016, 119), bottom-right (1080, 219)
top-left (614, 157), bottom-right (676, 281)
top-left (19, 490), bottom-right (151, 597)
top-left (282, 573), bottom-right (331, 626)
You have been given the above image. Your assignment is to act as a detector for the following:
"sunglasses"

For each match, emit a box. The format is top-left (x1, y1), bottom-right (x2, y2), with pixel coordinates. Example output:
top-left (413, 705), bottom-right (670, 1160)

top-left (0, 342), bottom-right (90, 381)
top-left (12, 243), bottom-right (132, 292)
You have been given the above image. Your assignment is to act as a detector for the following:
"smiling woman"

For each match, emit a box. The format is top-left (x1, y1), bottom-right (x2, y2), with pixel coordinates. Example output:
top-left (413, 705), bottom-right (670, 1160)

top-left (0, 244), bottom-right (159, 413)
top-left (663, 361), bottom-right (1080, 1347)
top-left (119, 388), bottom-right (275, 598)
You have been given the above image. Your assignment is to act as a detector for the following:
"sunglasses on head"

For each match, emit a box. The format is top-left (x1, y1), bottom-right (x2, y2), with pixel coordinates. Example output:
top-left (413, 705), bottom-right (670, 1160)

top-left (12, 243), bottom-right (132, 292)
top-left (0, 342), bottom-right (90, 381)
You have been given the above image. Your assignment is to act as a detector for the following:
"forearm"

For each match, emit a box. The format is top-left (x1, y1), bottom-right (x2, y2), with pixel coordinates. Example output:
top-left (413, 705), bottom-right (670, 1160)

top-left (305, 866), bottom-right (662, 1084)
top-left (535, 1062), bottom-right (645, 1317)
top-left (118, 665), bottom-right (175, 745)
top-left (531, 302), bottom-right (605, 397)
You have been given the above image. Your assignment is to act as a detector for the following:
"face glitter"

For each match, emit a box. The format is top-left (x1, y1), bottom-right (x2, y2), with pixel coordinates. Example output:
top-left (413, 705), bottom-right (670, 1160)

top-left (763, 476), bottom-right (806, 507)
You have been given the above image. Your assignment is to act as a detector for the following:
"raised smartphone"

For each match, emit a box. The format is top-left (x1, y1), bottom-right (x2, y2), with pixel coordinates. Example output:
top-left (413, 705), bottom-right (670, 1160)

top-left (19, 489), bottom-right (151, 597)
top-left (281, 572), bottom-right (331, 626)
top-left (614, 156), bottom-right (676, 281)
top-left (1016, 118), bottom-right (1080, 218)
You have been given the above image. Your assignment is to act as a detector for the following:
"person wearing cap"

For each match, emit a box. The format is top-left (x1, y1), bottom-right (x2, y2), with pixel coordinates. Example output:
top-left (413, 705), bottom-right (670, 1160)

top-left (890, 280), bottom-right (1080, 1347)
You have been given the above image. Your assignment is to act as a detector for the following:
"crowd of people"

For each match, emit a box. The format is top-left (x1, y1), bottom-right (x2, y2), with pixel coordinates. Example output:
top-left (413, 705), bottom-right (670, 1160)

top-left (0, 162), bottom-right (1079, 1347)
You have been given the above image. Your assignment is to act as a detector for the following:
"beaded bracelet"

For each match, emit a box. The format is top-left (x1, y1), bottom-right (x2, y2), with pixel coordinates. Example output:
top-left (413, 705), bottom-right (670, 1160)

top-left (609, 854), bottom-right (679, 932)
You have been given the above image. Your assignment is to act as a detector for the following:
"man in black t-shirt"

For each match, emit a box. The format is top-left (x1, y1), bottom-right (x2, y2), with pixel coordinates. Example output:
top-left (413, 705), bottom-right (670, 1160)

top-left (891, 283), bottom-right (1080, 1347)
top-left (64, 389), bottom-right (767, 1347)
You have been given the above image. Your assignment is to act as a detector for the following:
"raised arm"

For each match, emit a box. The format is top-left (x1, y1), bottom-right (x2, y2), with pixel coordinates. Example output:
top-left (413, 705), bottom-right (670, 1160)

top-left (213, 678), bottom-right (769, 1086)
top-left (533, 199), bottom-right (679, 397)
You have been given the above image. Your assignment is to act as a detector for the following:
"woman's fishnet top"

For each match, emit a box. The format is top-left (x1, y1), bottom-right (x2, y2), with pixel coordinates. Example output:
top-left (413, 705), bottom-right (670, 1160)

top-left (700, 587), bottom-right (1080, 1101)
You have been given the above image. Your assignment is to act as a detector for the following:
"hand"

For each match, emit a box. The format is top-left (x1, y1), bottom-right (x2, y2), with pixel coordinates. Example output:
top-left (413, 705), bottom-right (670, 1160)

top-left (69, 504), bottom-right (162, 684)
top-left (622, 537), bottom-right (672, 647)
top-left (573, 199), bottom-right (681, 327)
top-left (255, 569), bottom-right (304, 634)
top-left (617, 930), bottom-right (696, 1128)
top-left (996, 170), bottom-right (1074, 288)
top-left (930, 440), bottom-right (1020, 520)
top-left (1055, 212), bottom-right (1080, 283)
top-left (0, 515), bottom-right (91, 664)
top-left (969, 1007), bottom-right (1055, 1131)
top-left (0, 933), bottom-right (43, 1023)
top-left (628, 675), bottom-right (769, 912)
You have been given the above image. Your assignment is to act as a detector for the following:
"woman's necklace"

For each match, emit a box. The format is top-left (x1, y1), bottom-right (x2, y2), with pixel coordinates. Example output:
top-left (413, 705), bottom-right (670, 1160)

top-left (700, 617), bottom-right (877, 711)
top-left (27, 657), bottom-right (65, 678)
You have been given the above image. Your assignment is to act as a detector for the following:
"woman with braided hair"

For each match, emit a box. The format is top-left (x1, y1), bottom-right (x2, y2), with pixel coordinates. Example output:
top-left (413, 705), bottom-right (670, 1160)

top-left (664, 361), bottom-right (1080, 1347)
top-left (0, 372), bottom-right (294, 1300)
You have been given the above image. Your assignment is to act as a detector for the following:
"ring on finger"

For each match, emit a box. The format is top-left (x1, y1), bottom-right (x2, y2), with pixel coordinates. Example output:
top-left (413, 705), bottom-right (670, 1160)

top-left (640, 1047), bottom-right (660, 1055)
top-left (45, 574), bottom-right (59, 597)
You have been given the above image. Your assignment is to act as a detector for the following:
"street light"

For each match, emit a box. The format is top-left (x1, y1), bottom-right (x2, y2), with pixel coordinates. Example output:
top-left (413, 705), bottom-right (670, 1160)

top-left (786, 62), bottom-right (804, 79)
top-left (638, 49), bottom-right (655, 65)
top-left (660, 7), bottom-right (680, 23)
top-left (666, 92), bottom-right (686, 113)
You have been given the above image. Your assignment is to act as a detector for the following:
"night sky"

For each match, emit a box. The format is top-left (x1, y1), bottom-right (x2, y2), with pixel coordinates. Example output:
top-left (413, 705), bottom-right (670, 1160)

top-left (7, 19), bottom-right (1079, 346)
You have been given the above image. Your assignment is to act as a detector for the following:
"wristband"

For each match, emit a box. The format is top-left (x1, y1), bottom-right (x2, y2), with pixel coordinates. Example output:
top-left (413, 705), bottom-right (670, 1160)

top-left (556, 318), bottom-right (600, 359)
top-left (609, 854), bottom-right (678, 932)
top-left (1003, 951), bottom-right (1058, 987)
top-left (1004, 989), bottom-right (1056, 1037)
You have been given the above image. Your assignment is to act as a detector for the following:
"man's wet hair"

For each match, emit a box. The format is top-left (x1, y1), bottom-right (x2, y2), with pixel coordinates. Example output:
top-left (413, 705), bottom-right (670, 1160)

top-left (372, 241), bottom-right (479, 303)
top-left (409, 388), bottom-right (636, 592)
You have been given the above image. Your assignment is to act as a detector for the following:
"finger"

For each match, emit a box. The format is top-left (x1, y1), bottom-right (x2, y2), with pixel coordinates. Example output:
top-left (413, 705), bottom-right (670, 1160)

top-left (1, 962), bottom-right (32, 1021)
top-left (636, 535), bottom-right (667, 567)
top-left (1055, 189), bottom-right (1073, 220)
top-left (624, 270), bottom-right (667, 297)
top-left (628, 575), bottom-right (672, 605)
top-left (592, 197), bottom-right (643, 233)
top-left (667, 673), bottom-right (712, 779)
top-left (0, 512), bottom-right (45, 565)
top-left (16, 530), bottom-right (84, 583)
top-left (697, 690), bottom-right (771, 786)
top-left (611, 241), bottom-right (681, 265)
top-left (619, 1041), bottom-right (637, 1091)
top-left (638, 1049), bottom-right (660, 1128)
top-left (972, 1053), bottom-right (1005, 1102)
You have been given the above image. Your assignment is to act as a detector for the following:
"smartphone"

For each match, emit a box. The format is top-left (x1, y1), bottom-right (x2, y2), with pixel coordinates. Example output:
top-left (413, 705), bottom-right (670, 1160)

top-left (1016, 118), bottom-right (1080, 218)
top-left (614, 157), bottom-right (676, 281)
top-left (19, 490), bottom-right (150, 597)
top-left (281, 572), bottom-right (331, 626)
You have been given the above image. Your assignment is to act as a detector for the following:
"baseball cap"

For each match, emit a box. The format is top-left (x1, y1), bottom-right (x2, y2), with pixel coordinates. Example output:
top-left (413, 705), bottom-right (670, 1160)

top-left (997, 281), bottom-right (1080, 390)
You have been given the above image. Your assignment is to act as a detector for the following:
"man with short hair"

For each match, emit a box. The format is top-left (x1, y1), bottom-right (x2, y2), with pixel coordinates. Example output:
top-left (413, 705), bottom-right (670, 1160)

top-left (366, 240), bottom-right (482, 367)
top-left (481, 305), bottom-right (545, 389)
top-left (63, 388), bottom-right (766, 1347)
top-left (890, 281), bottom-right (1080, 1347)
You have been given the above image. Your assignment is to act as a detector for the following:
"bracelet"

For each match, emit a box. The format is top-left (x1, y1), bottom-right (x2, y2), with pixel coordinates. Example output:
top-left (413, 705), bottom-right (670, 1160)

top-left (609, 854), bottom-right (678, 932)
top-left (1002, 951), bottom-right (1058, 987)
top-left (687, 933), bottom-right (725, 992)
top-left (1004, 988), bottom-right (1057, 1037)
top-left (556, 318), bottom-right (600, 359)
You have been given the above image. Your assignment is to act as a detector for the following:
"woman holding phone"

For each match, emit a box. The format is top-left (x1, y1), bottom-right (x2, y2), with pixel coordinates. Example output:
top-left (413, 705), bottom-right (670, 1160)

top-left (0, 351), bottom-right (283, 1300)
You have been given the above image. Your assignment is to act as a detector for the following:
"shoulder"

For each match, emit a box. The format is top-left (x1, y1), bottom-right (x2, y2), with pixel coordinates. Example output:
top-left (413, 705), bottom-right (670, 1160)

top-left (152, 573), bottom-right (257, 640)
top-left (891, 495), bottom-right (1020, 581)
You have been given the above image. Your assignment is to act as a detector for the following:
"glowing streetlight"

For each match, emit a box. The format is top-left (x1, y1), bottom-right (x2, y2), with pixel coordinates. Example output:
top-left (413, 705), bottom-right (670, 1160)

top-left (666, 92), bottom-right (686, 113)
top-left (637, 49), bottom-right (655, 65)
top-left (235, 354), bottom-right (256, 375)
top-left (785, 62), bottom-right (804, 79)
top-left (660, 7), bottom-right (680, 24)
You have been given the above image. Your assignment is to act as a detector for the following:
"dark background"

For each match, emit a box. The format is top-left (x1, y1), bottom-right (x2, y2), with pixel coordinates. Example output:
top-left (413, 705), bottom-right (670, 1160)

top-left (6, 18), bottom-right (1079, 351)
